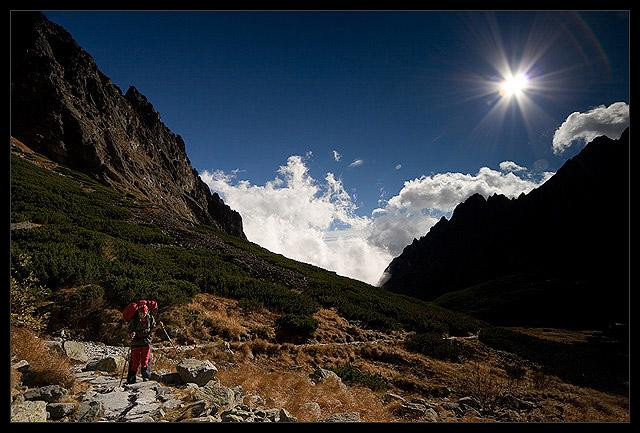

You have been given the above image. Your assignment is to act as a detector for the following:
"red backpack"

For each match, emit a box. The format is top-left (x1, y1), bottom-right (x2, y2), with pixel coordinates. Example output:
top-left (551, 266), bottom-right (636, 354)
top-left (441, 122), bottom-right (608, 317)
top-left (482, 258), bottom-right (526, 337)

top-left (123, 300), bottom-right (158, 322)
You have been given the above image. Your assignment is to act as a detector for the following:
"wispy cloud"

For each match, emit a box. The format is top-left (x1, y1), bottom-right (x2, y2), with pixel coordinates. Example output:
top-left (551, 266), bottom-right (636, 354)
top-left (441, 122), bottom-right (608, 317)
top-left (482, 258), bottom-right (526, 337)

top-left (349, 159), bottom-right (364, 168)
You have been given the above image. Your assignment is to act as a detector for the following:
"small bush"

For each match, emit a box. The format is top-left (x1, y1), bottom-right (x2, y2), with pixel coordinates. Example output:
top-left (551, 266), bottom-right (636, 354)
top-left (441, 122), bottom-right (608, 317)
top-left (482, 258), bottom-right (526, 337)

top-left (275, 314), bottom-right (317, 343)
top-left (405, 332), bottom-right (463, 361)
top-left (329, 363), bottom-right (387, 391)
top-left (10, 254), bottom-right (50, 332)
top-left (238, 298), bottom-right (263, 312)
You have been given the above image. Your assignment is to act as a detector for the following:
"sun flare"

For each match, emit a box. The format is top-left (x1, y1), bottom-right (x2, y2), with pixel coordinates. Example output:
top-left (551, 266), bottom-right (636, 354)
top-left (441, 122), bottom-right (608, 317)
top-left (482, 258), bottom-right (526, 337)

top-left (499, 73), bottom-right (529, 98)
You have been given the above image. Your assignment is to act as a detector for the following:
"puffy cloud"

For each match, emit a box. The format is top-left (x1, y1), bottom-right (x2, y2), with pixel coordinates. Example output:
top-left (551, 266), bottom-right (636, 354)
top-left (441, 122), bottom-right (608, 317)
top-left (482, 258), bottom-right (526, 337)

top-left (332, 150), bottom-right (341, 162)
top-left (201, 156), bottom-right (392, 285)
top-left (552, 102), bottom-right (629, 154)
top-left (395, 164), bottom-right (402, 170)
top-left (202, 156), bottom-right (554, 286)
top-left (385, 167), bottom-right (549, 214)
top-left (349, 159), bottom-right (364, 167)
top-left (499, 161), bottom-right (527, 173)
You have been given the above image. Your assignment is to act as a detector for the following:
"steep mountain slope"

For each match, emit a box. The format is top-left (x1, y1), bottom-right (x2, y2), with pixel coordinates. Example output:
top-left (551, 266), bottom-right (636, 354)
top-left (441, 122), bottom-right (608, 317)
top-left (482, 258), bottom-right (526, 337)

top-left (382, 129), bottom-right (629, 327)
top-left (11, 12), bottom-right (244, 238)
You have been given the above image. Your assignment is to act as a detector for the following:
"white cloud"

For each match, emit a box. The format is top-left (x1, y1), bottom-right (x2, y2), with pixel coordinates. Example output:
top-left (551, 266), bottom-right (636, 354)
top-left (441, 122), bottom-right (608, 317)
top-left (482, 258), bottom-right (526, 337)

top-left (202, 157), bottom-right (554, 286)
top-left (385, 167), bottom-right (549, 214)
top-left (332, 150), bottom-right (341, 162)
top-left (349, 159), bottom-right (364, 168)
top-left (201, 156), bottom-right (392, 285)
top-left (552, 102), bottom-right (629, 154)
top-left (499, 161), bottom-right (527, 173)
top-left (395, 164), bottom-right (402, 170)
top-left (365, 167), bottom-right (552, 262)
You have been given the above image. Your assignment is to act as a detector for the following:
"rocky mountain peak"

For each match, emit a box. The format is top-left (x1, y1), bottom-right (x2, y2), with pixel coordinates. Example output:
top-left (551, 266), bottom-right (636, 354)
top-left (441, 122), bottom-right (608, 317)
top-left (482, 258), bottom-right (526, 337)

top-left (11, 12), bottom-right (245, 238)
top-left (381, 129), bottom-right (629, 325)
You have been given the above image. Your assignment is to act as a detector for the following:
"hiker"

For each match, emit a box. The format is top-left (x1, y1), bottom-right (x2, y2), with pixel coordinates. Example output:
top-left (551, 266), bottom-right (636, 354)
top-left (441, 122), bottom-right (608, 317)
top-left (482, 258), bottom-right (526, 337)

top-left (125, 300), bottom-right (157, 384)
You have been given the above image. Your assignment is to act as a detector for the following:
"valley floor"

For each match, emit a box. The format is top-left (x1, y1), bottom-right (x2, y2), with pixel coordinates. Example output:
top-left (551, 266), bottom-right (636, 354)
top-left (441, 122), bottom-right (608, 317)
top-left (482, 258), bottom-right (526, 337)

top-left (11, 294), bottom-right (629, 423)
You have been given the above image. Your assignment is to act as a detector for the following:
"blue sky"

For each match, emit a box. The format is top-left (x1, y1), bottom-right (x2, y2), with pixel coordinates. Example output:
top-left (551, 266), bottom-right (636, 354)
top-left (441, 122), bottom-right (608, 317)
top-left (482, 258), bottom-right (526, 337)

top-left (42, 11), bottom-right (629, 284)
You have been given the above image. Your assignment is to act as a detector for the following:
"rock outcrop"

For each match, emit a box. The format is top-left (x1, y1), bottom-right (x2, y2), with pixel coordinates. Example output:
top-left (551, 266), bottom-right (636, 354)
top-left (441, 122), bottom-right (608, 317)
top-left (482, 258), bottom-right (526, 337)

top-left (382, 129), bottom-right (629, 327)
top-left (11, 12), bottom-right (245, 238)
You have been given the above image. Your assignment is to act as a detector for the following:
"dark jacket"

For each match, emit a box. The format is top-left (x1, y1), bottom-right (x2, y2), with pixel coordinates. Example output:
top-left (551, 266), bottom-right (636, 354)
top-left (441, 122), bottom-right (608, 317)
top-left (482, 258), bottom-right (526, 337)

top-left (128, 311), bottom-right (156, 347)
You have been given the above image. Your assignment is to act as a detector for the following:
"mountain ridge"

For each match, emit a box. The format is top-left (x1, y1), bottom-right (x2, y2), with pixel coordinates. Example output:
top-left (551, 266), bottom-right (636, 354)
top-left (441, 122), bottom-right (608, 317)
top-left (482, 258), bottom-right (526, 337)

top-left (11, 12), bottom-right (245, 238)
top-left (381, 129), bottom-right (629, 327)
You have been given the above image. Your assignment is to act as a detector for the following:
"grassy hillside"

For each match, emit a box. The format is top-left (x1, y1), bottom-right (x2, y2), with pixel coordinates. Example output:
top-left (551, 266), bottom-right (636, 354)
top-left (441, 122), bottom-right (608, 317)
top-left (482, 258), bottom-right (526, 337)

top-left (10, 149), bottom-right (483, 340)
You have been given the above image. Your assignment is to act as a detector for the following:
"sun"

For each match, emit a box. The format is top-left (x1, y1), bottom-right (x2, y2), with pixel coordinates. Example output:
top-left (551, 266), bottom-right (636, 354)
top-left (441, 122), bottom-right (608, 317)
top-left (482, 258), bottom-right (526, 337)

top-left (499, 73), bottom-right (529, 98)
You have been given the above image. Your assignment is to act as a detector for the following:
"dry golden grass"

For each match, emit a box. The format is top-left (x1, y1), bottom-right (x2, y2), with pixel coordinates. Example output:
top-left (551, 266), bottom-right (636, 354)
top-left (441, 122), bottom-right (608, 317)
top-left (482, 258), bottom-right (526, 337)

top-left (217, 362), bottom-right (396, 421)
top-left (163, 294), bottom-right (277, 344)
top-left (313, 308), bottom-right (351, 342)
top-left (10, 368), bottom-right (22, 396)
top-left (10, 327), bottom-right (75, 388)
top-left (144, 295), bottom-right (628, 423)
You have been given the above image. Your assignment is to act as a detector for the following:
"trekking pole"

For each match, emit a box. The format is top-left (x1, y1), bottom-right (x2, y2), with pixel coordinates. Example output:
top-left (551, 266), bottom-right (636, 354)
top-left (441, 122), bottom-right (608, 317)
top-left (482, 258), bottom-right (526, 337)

top-left (159, 321), bottom-right (182, 364)
top-left (119, 346), bottom-right (131, 388)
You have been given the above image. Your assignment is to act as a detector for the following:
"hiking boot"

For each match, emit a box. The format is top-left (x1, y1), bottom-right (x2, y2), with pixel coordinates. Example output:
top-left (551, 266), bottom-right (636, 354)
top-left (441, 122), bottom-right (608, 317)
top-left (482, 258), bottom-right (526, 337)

top-left (141, 364), bottom-right (151, 381)
top-left (126, 372), bottom-right (137, 384)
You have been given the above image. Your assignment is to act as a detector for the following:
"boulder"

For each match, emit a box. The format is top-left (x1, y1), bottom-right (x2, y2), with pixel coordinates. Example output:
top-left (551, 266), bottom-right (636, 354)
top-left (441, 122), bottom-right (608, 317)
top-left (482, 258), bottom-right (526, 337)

top-left (195, 382), bottom-right (237, 413)
top-left (395, 402), bottom-right (429, 418)
top-left (321, 412), bottom-right (361, 422)
top-left (11, 400), bottom-right (48, 422)
top-left (185, 400), bottom-right (208, 418)
top-left (458, 396), bottom-right (481, 409)
top-left (45, 340), bottom-right (65, 355)
top-left (72, 400), bottom-right (105, 422)
top-left (424, 408), bottom-right (439, 422)
top-left (93, 356), bottom-right (126, 373)
top-left (278, 408), bottom-right (297, 422)
top-left (177, 359), bottom-right (218, 386)
top-left (24, 385), bottom-right (68, 403)
top-left (12, 360), bottom-right (30, 374)
top-left (221, 413), bottom-right (244, 422)
top-left (301, 402), bottom-right (322, 419)
top-left (46, 403), bottom-right (76, 420)
top-left (63, 341), bottom-right (89, 362)
top-left (264, 408), bottom-right (281, 422)
top-left (310, 368), bottom-right (341, 384)
top-left (382, 392), bottom-right (406, 404)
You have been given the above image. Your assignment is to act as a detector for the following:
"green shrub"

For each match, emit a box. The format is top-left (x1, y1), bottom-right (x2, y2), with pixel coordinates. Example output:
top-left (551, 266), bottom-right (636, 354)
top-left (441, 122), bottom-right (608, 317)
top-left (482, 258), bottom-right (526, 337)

top-left (405, 332), bottom-right (463, 361)
top-left (10, 254), bottom-right (50, 332)
top-left (238, 298), bottom-right (263, 311)
top-left (329, 363), bottom-right (387, 391)
top-left (275, 313), bottom-right (317, 343)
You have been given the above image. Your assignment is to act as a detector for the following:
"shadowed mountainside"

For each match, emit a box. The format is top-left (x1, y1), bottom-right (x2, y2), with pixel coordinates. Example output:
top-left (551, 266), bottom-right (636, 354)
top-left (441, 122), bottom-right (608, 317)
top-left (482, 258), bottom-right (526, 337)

top-left (11, 12), bottom-right (245, 238)
top-left (382, 129), bottom-right (629, 328)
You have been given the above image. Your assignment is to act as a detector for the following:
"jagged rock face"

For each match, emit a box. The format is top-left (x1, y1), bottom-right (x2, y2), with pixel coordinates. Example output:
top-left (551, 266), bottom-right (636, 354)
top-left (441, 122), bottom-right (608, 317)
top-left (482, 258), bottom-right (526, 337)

top-left (11, 12), bottom-right (245, 238)
top-left (382, 129), bottom-right (629, 325)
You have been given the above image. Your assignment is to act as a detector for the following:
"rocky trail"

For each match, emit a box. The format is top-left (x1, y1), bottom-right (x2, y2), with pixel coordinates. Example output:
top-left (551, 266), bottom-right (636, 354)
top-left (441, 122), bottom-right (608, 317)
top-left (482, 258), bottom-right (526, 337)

top-left (10, 338), bottom-right (381, 423)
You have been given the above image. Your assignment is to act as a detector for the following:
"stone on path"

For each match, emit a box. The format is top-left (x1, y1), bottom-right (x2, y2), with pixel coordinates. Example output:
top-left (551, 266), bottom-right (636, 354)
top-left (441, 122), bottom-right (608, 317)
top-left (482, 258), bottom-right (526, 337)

top-left (11, 400), bottom-right (48, 422)
top-left (63, 341), bottom-right (89, 362)
top-left (176, 359), bottom-right (218, 386)
top-left (24, 385), bottom-right (68, 403)
top-left (47, 403), bottom-right (76, 420)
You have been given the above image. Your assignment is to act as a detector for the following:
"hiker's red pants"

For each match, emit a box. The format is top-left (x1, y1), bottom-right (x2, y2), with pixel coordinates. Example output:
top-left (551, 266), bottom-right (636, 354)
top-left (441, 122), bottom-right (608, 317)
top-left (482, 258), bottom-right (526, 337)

top-left (128, 345), bottom-right (151, 373)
